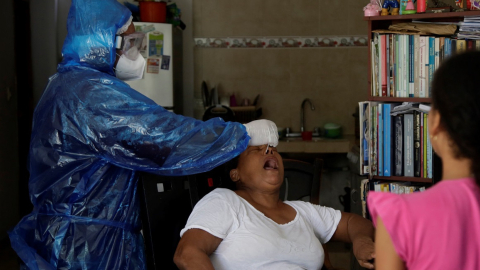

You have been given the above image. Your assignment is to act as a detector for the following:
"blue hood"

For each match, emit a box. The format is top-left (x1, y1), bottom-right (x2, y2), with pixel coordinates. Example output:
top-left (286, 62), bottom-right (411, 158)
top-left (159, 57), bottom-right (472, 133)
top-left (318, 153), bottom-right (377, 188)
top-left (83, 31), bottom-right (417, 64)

top-left (58, 0), bottom-right (131, 75)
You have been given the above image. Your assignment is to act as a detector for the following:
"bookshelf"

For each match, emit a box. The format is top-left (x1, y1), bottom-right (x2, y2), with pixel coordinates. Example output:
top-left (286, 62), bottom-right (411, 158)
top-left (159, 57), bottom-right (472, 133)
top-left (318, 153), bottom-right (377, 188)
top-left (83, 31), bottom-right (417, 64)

top-left (363, 10), bottom-right (480, 184)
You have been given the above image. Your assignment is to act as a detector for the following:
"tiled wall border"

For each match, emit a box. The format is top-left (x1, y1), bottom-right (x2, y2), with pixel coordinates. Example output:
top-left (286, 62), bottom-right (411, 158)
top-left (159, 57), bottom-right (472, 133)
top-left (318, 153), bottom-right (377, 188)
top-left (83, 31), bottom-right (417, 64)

top-left (194, 36), bottom-right (368, 48)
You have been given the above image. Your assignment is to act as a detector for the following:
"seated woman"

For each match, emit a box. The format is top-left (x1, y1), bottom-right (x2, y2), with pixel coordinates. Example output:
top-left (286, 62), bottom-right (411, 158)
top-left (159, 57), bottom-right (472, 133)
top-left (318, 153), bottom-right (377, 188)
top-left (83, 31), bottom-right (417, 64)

top-left (174, 144), bottom-right (375, 270)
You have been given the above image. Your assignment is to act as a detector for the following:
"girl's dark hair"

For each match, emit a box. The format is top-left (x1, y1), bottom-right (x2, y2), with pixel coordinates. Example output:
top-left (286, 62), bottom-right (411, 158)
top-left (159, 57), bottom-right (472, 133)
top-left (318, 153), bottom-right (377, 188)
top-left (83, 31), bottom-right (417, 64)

top-left (431, 51), bottom-right (480, 187)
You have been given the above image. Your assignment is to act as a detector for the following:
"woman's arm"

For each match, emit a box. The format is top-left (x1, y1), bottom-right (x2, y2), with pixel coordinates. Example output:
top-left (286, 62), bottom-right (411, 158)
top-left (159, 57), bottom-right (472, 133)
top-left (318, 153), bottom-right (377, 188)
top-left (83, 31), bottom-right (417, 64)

top-left (330, 212), bottom-right (375, 269)
top-left (174, 229), bottom-right (223, 270)
top-left (375, 216), bottom-right (405, 270)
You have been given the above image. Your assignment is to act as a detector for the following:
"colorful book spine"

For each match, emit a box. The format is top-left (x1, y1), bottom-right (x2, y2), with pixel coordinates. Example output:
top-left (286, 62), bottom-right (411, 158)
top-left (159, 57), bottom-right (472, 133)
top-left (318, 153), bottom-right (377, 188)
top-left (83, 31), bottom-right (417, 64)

top-left (384, 104), bottom-right (392, 176)
top-left (381, 35), bottom-right (387, 97)
top-left (419, 36), bottom-right (426, 98)
top-left (414, 111), bottom-right (421, 177)
top-left (426, 115), bottom-right (433, 178)
top-left (404, 114), bottom-right (414, 176)
top-left (414, 35), bottom-right (420, 98)
top-left (395, 35), bottom-right (400, 98)
top-left (434, 37), bottom-right (440, 71)
top-left (444, 37), bottom-right (451, 60)
top-left (386, 35), bottom-right (390, 97)
top-left (409, 35), bottom-right (414, 97)
top-left (404, 35), bottom-right (409, 98)
top-left (420, 112), bottom-right (424, 177)
top-left (390, 35), bottom-right (395, 97)
top-left (457, 39), bottom-right (466, 54)
top-left (428, 37), bottom-right (435, 97)
top-left (423, 113), bottom-right (428, 178)
top-left (451, 39), bottom-right (457, 56)
top-left (378, 104), bottom-right (384, 176)
top-left (394, 115), bottom-right (403, 176)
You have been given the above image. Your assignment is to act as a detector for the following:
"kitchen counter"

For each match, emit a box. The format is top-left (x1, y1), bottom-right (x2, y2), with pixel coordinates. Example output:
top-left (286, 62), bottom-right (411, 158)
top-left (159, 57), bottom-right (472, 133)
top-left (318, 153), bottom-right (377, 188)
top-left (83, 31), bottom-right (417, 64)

top-left (276, 134), bottom-right (356, 153)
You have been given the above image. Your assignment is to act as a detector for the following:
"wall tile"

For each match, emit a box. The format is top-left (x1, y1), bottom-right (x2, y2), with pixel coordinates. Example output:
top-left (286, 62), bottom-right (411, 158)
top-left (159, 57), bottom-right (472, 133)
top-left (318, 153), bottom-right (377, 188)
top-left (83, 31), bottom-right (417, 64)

top-left (192, 0), bottom-right (203, 37)
top-left (289, 49), bottom-right (321, 92)
top-left (318, 0), bottom-right (349, 35)
top-left (348, 0), bottom-right (370, 35)
top-left (230, 0), bottom-right (265, 36)
top-left (290, 0), bottom-right (320, 36)
top-left (201, 0), bottom-right (234, 37)
top-left (262, 0), bottom-right (292, 36)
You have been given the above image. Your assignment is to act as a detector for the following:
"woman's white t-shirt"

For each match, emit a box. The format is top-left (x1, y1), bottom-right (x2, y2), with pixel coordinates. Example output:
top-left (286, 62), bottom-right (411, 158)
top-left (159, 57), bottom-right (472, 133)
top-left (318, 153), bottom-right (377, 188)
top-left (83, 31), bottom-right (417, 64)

top-left (180, 188), bottom-right (342, 270)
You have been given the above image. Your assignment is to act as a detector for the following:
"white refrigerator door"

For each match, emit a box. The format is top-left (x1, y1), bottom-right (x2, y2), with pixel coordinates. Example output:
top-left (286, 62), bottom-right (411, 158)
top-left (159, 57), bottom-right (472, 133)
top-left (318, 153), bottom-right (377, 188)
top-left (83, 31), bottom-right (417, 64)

top-left (126, 22), bottom-right (174, 109)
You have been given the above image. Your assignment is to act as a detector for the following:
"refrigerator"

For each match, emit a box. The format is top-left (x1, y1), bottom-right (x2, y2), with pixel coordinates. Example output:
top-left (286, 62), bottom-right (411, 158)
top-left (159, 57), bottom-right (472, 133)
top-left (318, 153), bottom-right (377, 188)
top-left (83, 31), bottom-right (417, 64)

top-left (127, 22), bottom-right (183, 114)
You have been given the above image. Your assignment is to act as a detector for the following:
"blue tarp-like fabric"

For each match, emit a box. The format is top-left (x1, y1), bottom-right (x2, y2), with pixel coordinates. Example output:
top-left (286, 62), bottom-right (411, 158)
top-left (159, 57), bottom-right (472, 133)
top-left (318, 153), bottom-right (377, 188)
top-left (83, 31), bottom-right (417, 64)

top-left (8, 0), bottom-right (249, 269)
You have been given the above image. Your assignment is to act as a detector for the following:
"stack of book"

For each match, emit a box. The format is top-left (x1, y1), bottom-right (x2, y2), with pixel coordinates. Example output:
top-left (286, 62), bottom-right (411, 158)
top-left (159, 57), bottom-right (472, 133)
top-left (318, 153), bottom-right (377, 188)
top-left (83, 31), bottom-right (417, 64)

top-left (358, 102), bottom-right (433, 179)
top-left (458, 16), bottom-right (480, 40)
top-left (360, 179), bottom-right (426, 218)
top-left (370, 32), bottom-right (480, 98)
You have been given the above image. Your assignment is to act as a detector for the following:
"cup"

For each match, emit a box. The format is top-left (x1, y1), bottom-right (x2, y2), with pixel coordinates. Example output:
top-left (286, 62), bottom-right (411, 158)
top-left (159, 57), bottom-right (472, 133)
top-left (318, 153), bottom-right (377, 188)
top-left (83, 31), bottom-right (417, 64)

top-left (301, 131), bottom-right (313, 141)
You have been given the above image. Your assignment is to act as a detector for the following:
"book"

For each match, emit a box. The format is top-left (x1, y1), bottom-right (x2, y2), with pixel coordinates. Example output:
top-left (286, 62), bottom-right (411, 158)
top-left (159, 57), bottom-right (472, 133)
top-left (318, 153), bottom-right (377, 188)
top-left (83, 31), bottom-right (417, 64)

top-left (371, 40), bottom-right (376, 96)
top-left (371, 104), bottom-right (378, 176)
top-left (404, 35), bottom-right (409, 98)
top-left (457, 39), bottom-right (467, 54)
top-left (428, 37), bottom-right (435, 97)
top-left (389, 34), bottom-right (395, 97)
top-left (409, 35), bottom-right (414, 97)
top-left (374, 34), bottom-right (380, 96)
top-left (383, 104), bottom-right (392, 176)
top-left (451, 39), bottom-right (457, 56)
top-left (381, 35), bottom-right (387, 97)
top-left (439, 37), bottom-right (445, 64)
top-left (394, 115), bottom-right (403, 176)
top-left (467, 39), bottom-right (475, 51)
top-left (423, 113), bottom-right (428, 177)
top-left (419, 36), bottom-right (427, 98)
top-left (444, 37), bottom-right (451, 60)
top-left (476, 40), bottom-right (480, 51)
top-left (426, 115), bottom-right (433, 178)
top-left (386, 35), bottom-right (390, 97)
top-left (420, 112), bottom-right (424, 177)
top-left (414, 35), bottom-right (420, 98)
top-left (434, 37), bottom-right (440, 71)
top-left (378, 104), bottom-right (384, 176)
top-left (395, 35), bottom-right (400, 98)
top-left (359, 102), bottom-right (369, 175)
top-left (414, 111), bottom-right (421, 177)
top-left (404, 114), bottom-right (414, 177)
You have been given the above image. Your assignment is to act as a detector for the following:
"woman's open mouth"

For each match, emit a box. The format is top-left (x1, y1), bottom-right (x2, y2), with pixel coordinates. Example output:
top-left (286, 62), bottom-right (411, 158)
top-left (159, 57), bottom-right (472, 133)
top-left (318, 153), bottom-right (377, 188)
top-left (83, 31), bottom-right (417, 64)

top-left (263, 157), bottom-right (278, 170)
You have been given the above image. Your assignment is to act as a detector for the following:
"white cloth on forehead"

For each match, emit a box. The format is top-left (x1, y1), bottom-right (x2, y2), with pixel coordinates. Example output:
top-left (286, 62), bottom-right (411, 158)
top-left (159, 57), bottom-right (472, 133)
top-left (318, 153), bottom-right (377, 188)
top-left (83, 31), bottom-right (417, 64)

top-left (116, 15), bottom-right (133, 35)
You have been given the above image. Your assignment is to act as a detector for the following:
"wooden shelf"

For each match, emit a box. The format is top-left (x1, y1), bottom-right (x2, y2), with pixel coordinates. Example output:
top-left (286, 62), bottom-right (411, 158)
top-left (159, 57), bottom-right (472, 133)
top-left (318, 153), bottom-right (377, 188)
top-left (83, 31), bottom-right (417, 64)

top-left (369, 97), bottom-right (432, 102)
top-left (364, 10), bottom-right (480, 21)
top-left (372, 175), bottom-right (433, 183)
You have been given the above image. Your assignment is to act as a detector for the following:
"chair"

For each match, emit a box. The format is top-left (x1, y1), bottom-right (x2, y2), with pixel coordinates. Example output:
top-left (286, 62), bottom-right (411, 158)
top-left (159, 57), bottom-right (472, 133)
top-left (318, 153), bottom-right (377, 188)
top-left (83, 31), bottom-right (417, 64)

top-left (138, 158), bottom-right (331, 270)
top-left (279, 158), bottom-right (323, 204)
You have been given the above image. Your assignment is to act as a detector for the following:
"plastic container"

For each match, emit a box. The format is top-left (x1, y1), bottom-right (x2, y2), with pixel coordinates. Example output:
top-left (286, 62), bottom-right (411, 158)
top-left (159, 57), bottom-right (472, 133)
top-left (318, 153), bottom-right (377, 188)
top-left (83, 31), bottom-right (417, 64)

top-left (324, 123), bottom-right (342, 138)
top-left (139, 1), bottom-right (167, 23)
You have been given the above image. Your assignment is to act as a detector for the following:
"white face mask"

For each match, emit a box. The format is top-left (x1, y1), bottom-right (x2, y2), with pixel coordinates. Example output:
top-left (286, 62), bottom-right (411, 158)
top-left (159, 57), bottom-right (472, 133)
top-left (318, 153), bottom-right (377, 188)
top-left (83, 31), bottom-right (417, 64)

top-left (115, 47), bottom-right (146, 81)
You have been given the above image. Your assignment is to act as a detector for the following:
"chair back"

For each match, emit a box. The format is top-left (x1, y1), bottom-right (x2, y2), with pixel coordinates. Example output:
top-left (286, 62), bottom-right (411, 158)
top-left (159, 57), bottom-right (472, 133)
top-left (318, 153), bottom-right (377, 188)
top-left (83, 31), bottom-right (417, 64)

top-left (279, 158), bottom-right (323, 204)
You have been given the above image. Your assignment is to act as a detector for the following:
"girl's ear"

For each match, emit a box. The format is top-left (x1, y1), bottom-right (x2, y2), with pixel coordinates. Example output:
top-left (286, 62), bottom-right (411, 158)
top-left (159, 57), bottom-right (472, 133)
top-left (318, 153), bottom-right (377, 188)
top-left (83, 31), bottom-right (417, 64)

top-left (230, 169), bottom-right (240, 182)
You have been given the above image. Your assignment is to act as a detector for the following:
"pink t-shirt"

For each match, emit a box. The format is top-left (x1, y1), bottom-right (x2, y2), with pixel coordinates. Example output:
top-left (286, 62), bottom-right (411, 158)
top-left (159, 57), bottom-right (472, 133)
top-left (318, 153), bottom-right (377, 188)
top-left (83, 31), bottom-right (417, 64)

top-left (368, 178), bottom-right (480, 270)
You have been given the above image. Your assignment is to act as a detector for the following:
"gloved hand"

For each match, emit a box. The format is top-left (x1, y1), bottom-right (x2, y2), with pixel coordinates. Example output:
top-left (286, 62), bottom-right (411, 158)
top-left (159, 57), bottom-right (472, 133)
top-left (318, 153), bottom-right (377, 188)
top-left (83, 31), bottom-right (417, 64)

top-left (243, 119), bottom-right (279, 147)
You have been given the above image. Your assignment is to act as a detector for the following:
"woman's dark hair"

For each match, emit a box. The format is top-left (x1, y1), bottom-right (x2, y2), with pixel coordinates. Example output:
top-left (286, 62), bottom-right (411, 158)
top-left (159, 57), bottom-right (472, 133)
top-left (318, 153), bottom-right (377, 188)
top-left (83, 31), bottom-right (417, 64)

top-left (431, 51), bottom-right (480, 187)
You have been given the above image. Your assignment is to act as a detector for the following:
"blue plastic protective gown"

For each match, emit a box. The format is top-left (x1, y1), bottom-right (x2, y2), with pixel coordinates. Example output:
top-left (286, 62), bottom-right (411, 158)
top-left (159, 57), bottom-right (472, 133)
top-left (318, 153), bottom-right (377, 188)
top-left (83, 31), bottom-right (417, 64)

top-left (8, 0), bottom-right (249, 269)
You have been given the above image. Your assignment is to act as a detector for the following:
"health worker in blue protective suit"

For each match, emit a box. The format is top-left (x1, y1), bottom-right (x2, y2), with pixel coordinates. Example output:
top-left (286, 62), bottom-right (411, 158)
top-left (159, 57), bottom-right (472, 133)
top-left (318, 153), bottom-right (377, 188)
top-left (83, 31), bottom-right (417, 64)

top-left (8, 0), bottom-right (278, 269)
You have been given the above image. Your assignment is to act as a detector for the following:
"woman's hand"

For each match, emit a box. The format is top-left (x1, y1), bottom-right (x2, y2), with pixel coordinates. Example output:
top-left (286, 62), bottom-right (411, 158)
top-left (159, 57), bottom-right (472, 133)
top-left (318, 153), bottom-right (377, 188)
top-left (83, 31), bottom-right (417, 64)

top-left (353, 235), bottom-right (375, 269)
top-left (330, 212), bottom-right (376, 269)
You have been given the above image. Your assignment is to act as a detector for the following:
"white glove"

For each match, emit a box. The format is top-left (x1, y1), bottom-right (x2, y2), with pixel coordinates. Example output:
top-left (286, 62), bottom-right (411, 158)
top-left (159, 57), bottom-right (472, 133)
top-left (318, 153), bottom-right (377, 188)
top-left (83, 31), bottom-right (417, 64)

top-left (243, 119), bottom-right (279, 147)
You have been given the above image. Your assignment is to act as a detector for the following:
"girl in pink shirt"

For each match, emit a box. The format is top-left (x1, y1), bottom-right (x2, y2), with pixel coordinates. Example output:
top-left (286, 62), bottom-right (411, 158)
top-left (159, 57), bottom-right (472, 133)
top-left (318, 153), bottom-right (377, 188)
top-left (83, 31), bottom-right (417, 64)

top-left (368, 51), bottom-right (480, 270)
